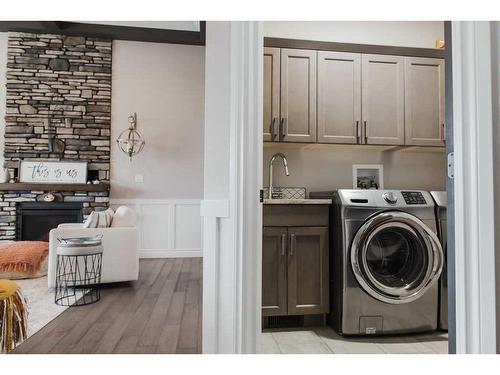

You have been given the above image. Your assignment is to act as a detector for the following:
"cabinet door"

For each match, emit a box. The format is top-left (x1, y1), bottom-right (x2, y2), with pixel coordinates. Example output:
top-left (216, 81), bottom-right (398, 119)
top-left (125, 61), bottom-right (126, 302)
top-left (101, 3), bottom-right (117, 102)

top-left (404, 57), bottom-right (445, 146)
top-left (263, 47), bottom-right (280, 142)
top-left (361, 54), bottom-right (405, 145)
top-left (317, 51), bottom-right (361, 144)
top-left (287, 227), bottom-right (329, 315)
top-left (262, 227), bottom-right (288, 316)
top-left (280, 49), bottom-right (317, 143)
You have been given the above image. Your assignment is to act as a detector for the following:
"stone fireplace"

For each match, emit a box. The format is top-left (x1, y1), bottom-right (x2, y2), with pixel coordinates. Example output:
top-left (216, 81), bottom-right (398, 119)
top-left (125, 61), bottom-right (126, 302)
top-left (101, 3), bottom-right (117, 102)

top-left (0, 32), bottom-right (112, 242)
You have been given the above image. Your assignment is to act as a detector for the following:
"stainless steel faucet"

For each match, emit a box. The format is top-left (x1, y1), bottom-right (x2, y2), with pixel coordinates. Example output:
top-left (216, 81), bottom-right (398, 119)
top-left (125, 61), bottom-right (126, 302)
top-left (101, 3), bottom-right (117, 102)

top-left (269, 153), bottom-right (290, 200)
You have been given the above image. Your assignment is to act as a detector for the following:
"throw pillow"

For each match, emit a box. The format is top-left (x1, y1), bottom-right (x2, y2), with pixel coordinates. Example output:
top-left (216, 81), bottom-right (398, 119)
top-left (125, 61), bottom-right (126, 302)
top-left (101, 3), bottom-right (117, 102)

top-left (111, 206), bottom-right (136, 228)
top-left (83, 208), bottom-right (114, 228)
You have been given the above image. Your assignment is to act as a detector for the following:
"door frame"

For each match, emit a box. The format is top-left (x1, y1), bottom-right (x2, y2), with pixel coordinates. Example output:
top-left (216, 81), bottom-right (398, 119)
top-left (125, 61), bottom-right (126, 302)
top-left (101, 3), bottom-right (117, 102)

top-left (201, 21), bottom-right (263, 353)
top-left (444, 20), bottom-right (456, 353)
top-left (450, 21), bottom-right (497, 354)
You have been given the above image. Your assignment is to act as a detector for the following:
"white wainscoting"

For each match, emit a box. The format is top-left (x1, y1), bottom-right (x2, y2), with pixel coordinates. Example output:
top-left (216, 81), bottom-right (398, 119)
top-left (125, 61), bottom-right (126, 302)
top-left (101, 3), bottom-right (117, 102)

top-left (110, 199), bottom-right (202, 258)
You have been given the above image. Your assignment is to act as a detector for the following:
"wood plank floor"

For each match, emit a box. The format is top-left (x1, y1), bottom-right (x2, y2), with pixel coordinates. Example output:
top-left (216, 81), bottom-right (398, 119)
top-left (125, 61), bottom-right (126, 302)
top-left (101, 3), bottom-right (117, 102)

top-left (13, 258), bottom-right (202, 354)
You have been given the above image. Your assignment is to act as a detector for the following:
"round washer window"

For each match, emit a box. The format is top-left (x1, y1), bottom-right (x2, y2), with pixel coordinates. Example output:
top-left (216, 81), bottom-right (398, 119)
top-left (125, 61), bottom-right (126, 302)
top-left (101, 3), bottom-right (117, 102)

top-left (350, 211), bottom-right (444, 304)
top-left (365, 227), bottom-right (428, 290)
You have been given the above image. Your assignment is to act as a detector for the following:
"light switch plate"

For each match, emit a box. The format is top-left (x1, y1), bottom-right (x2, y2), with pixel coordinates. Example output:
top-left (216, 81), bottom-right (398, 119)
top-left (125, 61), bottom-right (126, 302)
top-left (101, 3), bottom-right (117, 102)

top-left (134, 174), bottom-right (144, 183)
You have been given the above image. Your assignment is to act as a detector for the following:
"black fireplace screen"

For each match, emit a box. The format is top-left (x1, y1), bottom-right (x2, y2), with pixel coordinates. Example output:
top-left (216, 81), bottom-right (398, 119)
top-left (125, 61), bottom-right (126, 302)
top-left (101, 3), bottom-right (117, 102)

top-left (16, 202), bottom-right (83, 242)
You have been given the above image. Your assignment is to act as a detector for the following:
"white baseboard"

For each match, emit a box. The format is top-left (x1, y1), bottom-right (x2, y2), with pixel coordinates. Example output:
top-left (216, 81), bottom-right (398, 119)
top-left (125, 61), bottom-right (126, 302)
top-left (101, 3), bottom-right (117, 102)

top-left (139, 249), bottom-right (203, 258)
top-left (110, 198), bottom-right (202, 259)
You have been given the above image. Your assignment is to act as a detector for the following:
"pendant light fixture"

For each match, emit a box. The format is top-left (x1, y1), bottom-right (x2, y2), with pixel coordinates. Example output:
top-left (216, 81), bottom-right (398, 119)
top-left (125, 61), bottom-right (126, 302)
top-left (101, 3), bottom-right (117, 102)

top-left (116, 113), bottom-right (145, 160)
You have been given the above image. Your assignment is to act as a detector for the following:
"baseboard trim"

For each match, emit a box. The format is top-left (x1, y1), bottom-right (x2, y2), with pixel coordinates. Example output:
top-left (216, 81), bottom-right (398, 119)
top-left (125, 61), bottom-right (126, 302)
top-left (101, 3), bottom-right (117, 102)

top-left (139, 249), bottom-right (202, 258)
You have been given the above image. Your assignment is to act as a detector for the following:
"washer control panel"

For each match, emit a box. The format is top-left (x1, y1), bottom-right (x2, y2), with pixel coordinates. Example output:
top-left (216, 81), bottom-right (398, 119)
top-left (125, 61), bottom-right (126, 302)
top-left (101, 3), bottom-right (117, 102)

top-left (383, 192), bottom-right (398, 204)
top-left (401, 191), bottom-right (427, 205)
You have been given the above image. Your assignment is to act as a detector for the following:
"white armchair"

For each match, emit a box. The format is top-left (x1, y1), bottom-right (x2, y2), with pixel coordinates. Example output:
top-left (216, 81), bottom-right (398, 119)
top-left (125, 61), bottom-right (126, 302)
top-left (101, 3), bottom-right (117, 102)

top-left (48, 223), bottom-right (139, 288)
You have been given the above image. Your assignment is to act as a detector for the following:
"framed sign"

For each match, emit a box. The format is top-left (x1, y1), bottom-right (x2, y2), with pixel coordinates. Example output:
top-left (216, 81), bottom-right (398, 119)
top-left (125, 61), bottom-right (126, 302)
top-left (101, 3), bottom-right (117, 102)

top-left (19, 161), bottom-right (88, 184)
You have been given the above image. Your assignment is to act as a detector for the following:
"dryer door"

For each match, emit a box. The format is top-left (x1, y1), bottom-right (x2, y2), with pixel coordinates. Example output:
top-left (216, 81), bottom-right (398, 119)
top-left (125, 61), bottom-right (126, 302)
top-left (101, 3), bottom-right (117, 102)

top-left (350, 211), bottom-right (443, 304)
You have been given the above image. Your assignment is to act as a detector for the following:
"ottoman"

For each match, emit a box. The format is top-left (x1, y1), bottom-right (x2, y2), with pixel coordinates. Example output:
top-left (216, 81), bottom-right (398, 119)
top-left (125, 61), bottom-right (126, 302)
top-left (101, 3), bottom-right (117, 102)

top-left (0, 279), bottom-right (28, 353)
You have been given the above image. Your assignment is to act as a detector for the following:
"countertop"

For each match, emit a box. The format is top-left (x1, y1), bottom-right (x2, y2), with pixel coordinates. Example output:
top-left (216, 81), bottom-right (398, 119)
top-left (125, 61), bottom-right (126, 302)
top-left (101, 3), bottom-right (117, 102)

top-left (263, 198), bottom-right (332, 205)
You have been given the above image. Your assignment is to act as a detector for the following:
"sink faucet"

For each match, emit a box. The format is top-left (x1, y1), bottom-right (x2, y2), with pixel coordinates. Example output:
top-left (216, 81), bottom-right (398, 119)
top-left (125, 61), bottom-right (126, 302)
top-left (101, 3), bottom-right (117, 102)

top-left (269, 153), bottom-right (290, 200)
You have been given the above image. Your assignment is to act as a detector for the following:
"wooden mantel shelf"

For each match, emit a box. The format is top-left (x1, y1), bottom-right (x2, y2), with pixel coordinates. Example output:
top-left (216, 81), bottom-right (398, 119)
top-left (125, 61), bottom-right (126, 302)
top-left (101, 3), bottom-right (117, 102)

top-left (0, 183), bottom-right (110, 192)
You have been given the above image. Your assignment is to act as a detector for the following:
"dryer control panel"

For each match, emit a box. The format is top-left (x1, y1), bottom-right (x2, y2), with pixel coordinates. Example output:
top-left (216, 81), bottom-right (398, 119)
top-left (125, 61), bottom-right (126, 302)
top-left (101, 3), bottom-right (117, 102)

top-left (401, 191), bottom-right (427, 205)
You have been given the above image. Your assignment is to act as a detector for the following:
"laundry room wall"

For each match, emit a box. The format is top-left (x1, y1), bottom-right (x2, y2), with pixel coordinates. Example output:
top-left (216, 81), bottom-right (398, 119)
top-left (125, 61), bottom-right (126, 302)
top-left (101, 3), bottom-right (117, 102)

top-left (263, 146), bottom-right (446, 192)
top-left (262, 21), bottom-right (447, 193)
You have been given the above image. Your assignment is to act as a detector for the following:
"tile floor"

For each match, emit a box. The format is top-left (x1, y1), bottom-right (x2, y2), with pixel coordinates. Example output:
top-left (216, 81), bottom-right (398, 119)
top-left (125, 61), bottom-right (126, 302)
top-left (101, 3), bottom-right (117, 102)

top-left (260, 327), bottom-right (448, 354)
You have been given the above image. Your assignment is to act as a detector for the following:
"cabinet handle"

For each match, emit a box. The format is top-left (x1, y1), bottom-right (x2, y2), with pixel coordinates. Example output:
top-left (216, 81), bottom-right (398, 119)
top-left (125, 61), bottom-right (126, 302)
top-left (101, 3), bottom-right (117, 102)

top-left (290, 234), bottom-right (296, 256)
top-left (281, 118), bottom-right (288, 138)
top-left (441, 123), bottom-right (445, 141)
top-left (355, 121), bottom-right (360, 143)
top-left (364, 121), bottom-right (368, 144)
top-left (278, 118), bottom-right (284, 140)
top-left (281, 234), bottom-right (286, 256)
top-left (270, 117), bottom-right (278, 140)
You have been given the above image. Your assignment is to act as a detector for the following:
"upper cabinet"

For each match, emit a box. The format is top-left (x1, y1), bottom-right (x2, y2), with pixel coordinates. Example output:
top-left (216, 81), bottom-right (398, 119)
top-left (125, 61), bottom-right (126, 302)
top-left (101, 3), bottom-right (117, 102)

top-left (404, 57), bottom-right (445, 146)
top-left (280, 49), bottom-right (317, 143)
top-left (361, 54), bottom-right (405, 145)
top-left (317, 51), bottom-right (361, 144)
top-left (263, 45), bottom-right (445, 147)
top-left (263, 47), bottom-right (280, 142)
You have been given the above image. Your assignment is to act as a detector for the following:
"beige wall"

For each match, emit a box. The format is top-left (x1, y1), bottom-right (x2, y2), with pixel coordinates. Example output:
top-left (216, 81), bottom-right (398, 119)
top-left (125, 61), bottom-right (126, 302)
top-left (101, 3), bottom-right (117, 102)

top-left (264, 146), bottom-right (446, 192)
top-left (110, 40), bottom-right (205, 199)
top-left (264, 21), bottom-right (444, 48)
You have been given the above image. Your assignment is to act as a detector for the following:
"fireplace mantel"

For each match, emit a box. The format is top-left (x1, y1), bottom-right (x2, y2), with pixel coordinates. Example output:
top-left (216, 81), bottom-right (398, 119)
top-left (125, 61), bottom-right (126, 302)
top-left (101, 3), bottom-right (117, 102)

top-left (0, 183), bottom-right (109, 192)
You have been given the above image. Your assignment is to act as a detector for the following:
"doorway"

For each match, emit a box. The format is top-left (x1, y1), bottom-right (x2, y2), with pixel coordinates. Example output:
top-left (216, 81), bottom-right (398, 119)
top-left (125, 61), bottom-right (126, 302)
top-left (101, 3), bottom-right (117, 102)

top-left (201, 20), bottom-right (498, 354)
top-left (259, 21), bottom-right (451, 354)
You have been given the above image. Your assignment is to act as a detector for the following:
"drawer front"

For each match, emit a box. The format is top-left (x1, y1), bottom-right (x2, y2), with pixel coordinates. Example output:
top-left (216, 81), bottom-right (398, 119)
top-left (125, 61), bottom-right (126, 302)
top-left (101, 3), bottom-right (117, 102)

top-left (263, 204), bottom-right (329, 227)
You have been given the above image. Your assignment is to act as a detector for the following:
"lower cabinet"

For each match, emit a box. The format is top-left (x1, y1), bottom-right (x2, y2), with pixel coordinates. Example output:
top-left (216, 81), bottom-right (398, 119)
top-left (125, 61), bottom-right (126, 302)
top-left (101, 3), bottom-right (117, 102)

top-left (262, 227), bottom-right (288, 316)
top-left (262, 225), bottom-right (329, 317)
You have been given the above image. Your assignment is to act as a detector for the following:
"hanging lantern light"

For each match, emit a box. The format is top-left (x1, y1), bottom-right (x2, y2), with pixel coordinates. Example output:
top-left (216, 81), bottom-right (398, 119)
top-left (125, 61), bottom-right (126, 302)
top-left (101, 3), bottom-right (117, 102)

top-left (116, 113), bottom-right (145, 160)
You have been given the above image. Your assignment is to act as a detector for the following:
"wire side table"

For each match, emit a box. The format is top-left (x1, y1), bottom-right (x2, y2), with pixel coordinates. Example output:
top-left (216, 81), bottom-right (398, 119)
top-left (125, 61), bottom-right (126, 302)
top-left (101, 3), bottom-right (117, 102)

top-left (55, 237), bottom-right (103, 306)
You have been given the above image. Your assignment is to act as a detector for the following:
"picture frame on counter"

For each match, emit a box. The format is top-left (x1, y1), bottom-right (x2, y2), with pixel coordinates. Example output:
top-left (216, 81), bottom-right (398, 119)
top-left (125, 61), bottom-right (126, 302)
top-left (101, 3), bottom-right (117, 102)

top-left (352, 164), bottom-right (384, 190)
top-left (19, 160), bottom-right (88, 184)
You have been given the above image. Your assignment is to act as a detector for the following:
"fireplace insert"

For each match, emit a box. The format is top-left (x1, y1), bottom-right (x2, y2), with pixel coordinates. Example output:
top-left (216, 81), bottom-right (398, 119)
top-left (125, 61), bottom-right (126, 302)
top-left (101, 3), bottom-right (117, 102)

top-left (16, 202), bottom-right (83, 241)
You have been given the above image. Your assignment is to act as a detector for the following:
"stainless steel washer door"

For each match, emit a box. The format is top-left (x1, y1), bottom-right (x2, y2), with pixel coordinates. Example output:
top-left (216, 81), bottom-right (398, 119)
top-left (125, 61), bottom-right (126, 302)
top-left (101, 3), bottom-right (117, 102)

top-left (351, 211), bottom-right (443, 304)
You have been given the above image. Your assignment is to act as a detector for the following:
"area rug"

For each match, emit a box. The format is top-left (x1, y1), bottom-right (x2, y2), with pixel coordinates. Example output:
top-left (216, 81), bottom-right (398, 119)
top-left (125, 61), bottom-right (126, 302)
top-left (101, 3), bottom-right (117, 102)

top-left (14, 276), bottom-right (68, 337)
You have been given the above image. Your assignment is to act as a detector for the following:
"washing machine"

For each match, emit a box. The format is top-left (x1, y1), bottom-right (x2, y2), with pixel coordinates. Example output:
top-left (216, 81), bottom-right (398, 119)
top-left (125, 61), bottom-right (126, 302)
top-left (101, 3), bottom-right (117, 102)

top-left (311, 189), bottom-right (444, 335)
top-left (430, 191), bottom-right (447, 331)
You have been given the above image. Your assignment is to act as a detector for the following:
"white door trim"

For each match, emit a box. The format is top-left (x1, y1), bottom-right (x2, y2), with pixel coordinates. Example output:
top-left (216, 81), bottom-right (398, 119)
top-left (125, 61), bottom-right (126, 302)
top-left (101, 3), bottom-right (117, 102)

top-left (201, 21), bottom-right (263, 353)
top-left (200, 199), bottom-right (229, 352)
top-left (452, 21), bottom-right (497, 353)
